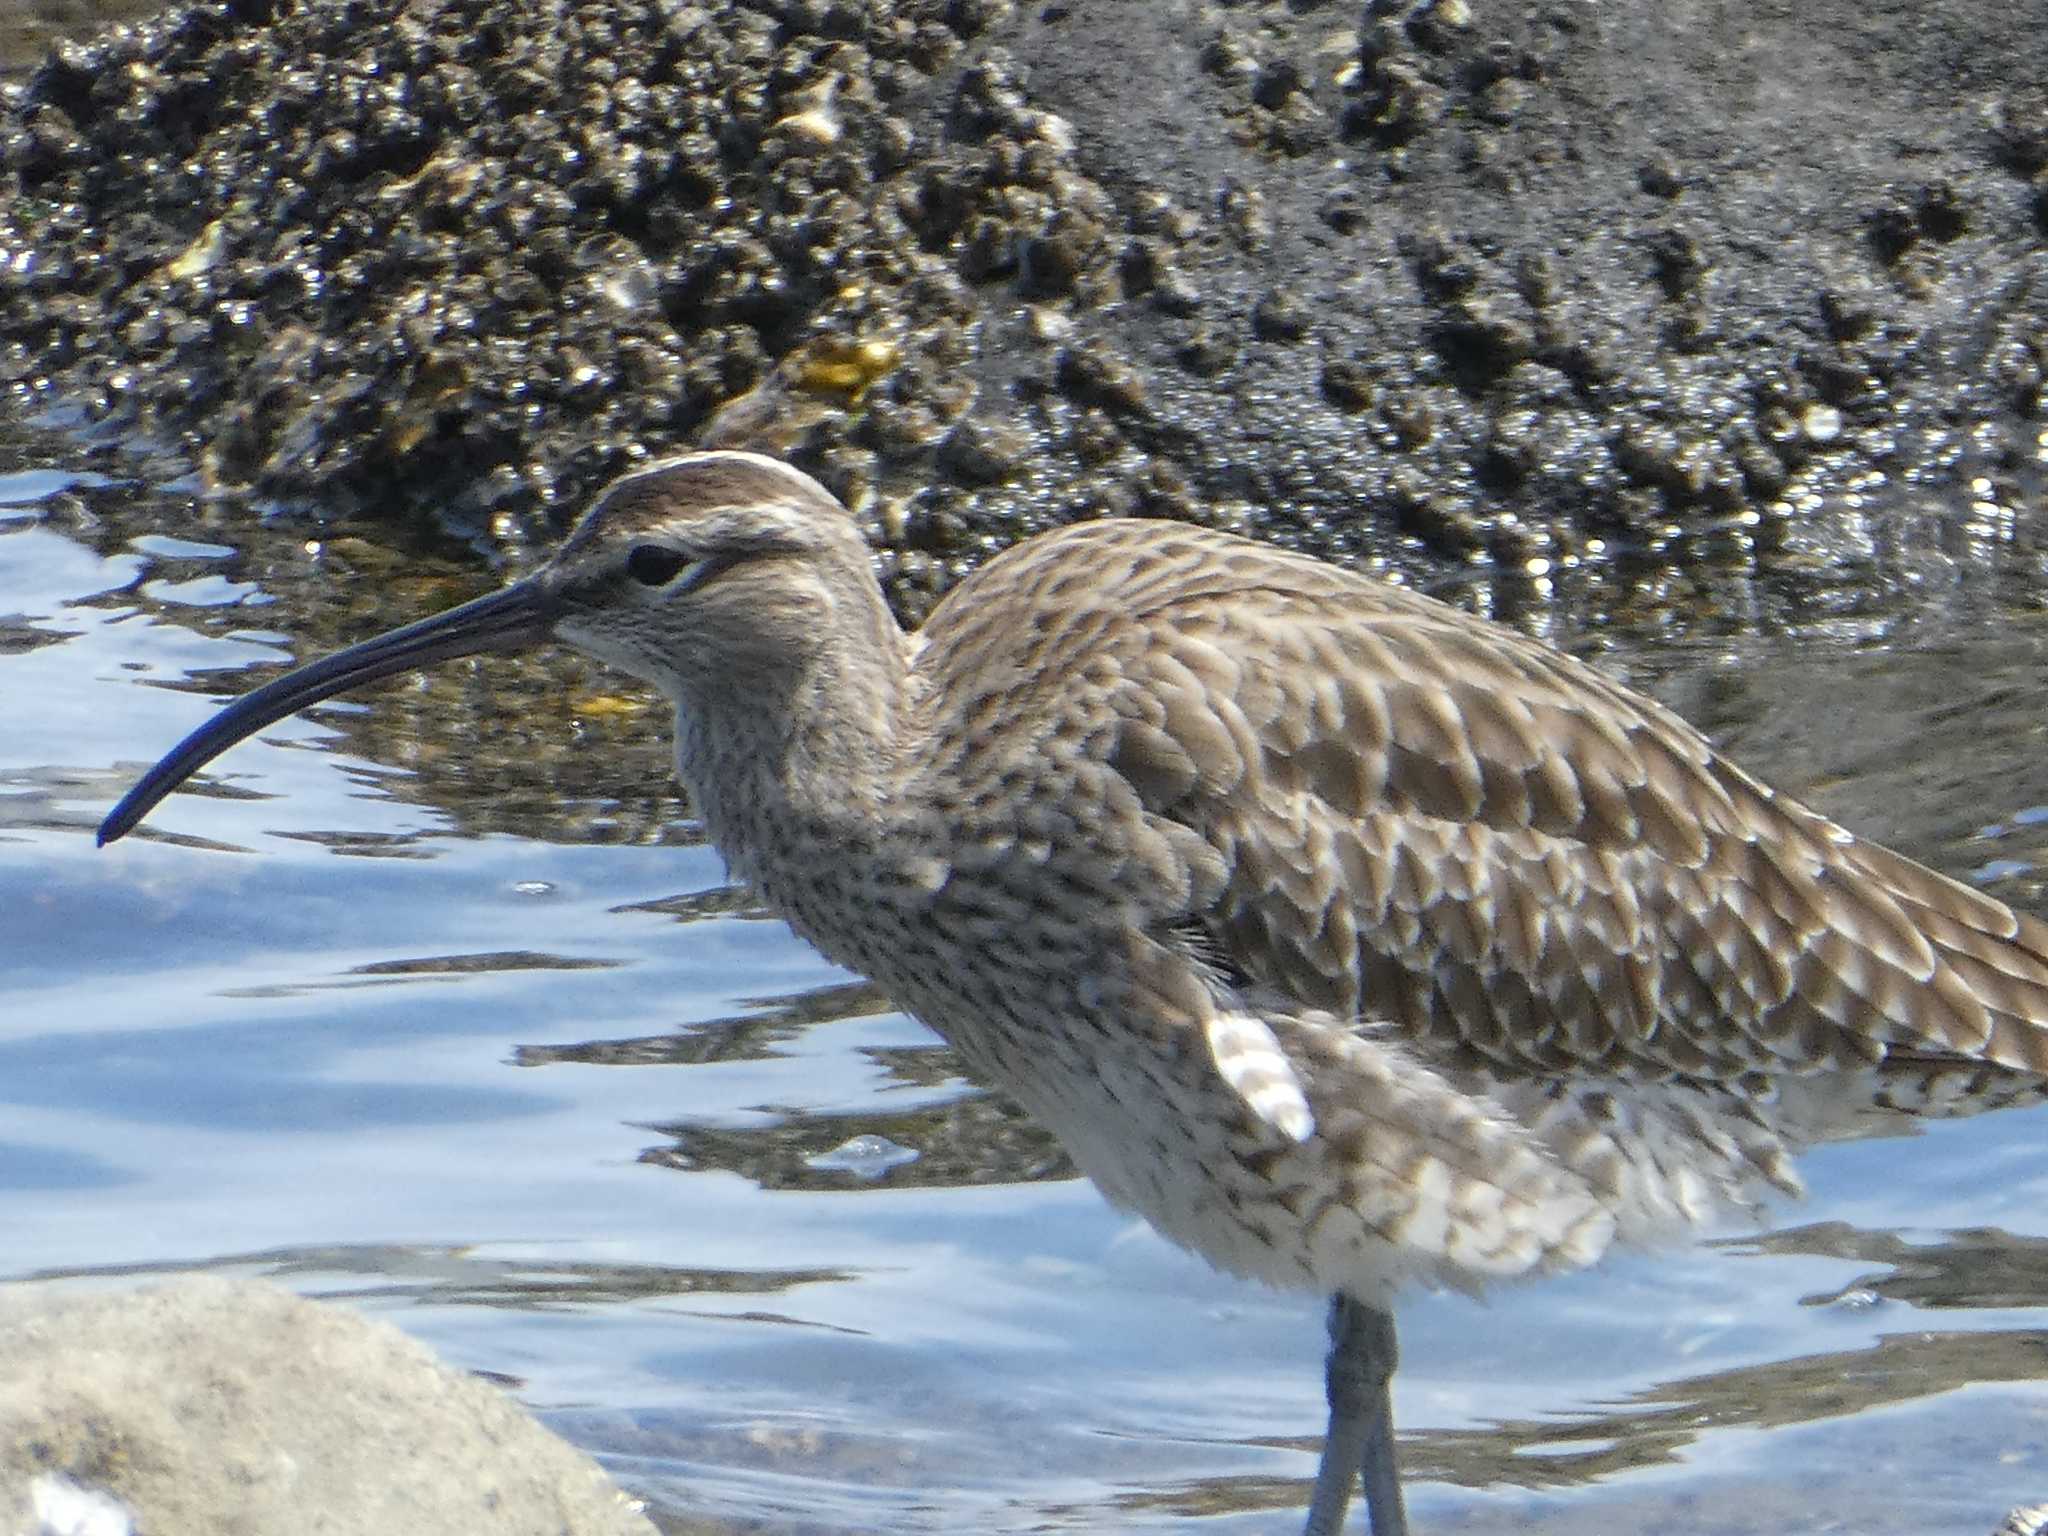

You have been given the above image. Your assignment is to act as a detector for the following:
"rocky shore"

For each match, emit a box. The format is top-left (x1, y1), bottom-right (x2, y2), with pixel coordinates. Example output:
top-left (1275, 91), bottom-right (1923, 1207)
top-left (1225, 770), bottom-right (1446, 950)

top-left (0, 0), bottom-right (2043, 619)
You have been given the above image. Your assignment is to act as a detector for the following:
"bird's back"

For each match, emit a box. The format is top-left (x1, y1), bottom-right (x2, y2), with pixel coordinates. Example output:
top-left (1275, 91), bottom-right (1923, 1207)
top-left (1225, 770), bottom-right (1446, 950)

top-left (886, 517), bottom-right (2048, 1293)
top-left (913, 518), bottom-right (2048, 1099)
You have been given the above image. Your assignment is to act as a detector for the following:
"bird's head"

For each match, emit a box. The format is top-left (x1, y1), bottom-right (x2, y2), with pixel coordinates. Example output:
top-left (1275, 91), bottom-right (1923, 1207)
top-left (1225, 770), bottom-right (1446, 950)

top-left (546, 450), bottom-right (883, 696)
top-left (98, 450), bottom-right (887, 845)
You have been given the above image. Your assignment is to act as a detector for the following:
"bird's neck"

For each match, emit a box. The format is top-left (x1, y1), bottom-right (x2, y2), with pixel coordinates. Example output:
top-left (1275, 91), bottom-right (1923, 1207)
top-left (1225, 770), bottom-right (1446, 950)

top-left (673, 627), bottom-right (920, 893)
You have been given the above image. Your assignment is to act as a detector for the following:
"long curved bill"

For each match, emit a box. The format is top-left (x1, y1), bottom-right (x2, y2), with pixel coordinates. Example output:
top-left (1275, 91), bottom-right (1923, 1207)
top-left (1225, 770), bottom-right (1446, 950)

top-left (98, 578), bottom-right (557, 846)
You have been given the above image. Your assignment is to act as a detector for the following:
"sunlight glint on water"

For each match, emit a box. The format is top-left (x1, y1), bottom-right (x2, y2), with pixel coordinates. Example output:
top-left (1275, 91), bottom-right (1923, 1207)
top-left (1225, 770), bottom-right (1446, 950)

top-left (5, 436), bottom-right (2048, 1533)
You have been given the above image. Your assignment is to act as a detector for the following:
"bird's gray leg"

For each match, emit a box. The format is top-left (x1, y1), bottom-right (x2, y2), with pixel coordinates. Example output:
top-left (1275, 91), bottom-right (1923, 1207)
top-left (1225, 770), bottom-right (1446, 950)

top-left (1303, 1293), bottom-right (1409, 1536)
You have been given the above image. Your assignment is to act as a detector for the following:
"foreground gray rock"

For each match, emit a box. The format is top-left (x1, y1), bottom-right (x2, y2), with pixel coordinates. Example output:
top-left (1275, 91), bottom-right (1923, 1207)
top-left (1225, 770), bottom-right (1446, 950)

top-left (0, 1275), bottom-right (658, 1536)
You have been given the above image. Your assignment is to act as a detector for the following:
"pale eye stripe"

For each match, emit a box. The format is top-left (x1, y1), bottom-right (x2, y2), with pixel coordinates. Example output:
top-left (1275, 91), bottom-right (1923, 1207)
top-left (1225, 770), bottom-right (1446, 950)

top-left (1205, 1010), bottom-right (1316, 1141)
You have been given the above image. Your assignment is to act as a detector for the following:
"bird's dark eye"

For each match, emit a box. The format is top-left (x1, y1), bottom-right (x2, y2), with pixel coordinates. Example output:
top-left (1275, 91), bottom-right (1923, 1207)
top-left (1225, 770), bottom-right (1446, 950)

top-left (625, 544), bottom-right (692, 587)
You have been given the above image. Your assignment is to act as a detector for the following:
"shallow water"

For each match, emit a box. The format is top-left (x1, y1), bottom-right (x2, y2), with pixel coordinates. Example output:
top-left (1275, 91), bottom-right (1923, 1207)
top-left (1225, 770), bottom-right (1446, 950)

top-left (6, 421), bottom-right (2048, 1533)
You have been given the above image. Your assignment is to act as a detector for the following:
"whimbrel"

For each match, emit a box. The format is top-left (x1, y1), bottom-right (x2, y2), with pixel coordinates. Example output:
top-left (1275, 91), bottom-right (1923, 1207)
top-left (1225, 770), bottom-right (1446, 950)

top-left (101, 451), bottom-right (2048, 1534)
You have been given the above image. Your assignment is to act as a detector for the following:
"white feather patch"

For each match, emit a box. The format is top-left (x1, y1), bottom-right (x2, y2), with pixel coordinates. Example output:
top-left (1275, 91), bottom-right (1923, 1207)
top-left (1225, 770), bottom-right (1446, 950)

top-left (1205, 1009), bottom-right (1316, 1141)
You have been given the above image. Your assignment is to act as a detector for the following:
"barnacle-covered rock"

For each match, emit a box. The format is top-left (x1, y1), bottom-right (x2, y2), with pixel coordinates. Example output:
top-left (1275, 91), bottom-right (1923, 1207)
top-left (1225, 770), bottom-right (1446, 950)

top-left (0, 0), bottom-right (2043, 631)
